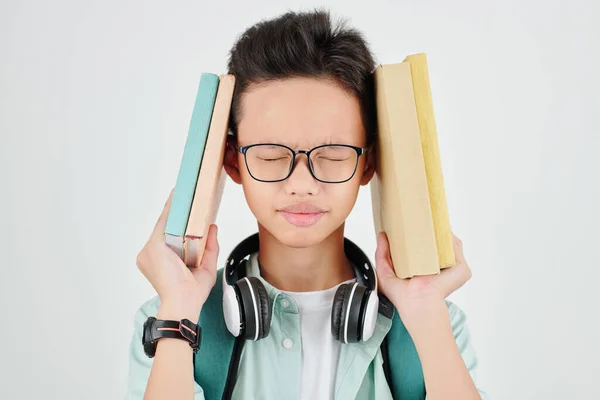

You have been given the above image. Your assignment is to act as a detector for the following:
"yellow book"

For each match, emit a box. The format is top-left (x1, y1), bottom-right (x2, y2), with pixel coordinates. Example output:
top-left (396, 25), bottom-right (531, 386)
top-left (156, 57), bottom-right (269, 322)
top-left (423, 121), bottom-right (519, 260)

top-left (371, 54), bottom-right (455, 278)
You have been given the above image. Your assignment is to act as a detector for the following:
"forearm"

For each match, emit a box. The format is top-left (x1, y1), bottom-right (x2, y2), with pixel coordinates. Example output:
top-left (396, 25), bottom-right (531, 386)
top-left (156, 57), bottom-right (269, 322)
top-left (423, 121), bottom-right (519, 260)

top-left (143, 304), bottom-right (201, 400)
top-left (407, 302), bottom-right (481, 400)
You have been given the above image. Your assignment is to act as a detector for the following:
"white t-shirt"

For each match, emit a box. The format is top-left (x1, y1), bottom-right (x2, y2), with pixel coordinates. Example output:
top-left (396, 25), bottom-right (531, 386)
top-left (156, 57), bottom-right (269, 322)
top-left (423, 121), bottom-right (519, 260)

top-left (281, 279), bottom-right (355, 400)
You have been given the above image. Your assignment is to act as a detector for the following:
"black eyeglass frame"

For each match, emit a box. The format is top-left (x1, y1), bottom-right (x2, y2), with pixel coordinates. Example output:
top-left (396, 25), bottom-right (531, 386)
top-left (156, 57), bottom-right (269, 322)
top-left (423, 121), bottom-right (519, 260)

top-left (235, 142), bottom-right (368, 184)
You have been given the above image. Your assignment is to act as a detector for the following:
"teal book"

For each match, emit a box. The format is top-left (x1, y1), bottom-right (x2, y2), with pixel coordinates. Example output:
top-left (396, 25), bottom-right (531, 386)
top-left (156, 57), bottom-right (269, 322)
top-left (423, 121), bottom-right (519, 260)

top-left (165, 73), bottom-right (219, 258)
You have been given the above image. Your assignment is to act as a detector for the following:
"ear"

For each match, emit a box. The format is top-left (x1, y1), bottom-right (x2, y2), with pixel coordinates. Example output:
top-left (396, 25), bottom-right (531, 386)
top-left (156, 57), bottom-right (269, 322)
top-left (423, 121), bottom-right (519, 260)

top-left (360, 144), bottom-right (376, 186)
top-left (224, 135), bottom-right (243, 185)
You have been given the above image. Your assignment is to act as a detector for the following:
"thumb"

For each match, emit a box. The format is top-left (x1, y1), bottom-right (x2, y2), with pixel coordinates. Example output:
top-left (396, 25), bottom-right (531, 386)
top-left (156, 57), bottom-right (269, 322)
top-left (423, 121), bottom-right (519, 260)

top-left (151, 188), bottom-right (175, 242)
top-left (375, 232), bottom-right (405, 299)
top-left (191, 224), bottom-right (219, 295)
top-left (375, 233), bottom-right (394, 277)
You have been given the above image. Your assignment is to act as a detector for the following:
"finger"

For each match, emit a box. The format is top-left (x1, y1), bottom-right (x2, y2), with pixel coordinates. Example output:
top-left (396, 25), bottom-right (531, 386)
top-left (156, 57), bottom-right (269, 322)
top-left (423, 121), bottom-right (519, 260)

top-left (374, 232), bottom-right (408, 304)
top-left (452, 233), bottom-right (466, 265)
top-left (192, 224), bottom-right (219, 286)
top-left (436, 262), bottom-right (470, 297)
top-left (200, 224), bottom-right (219, 272)
top-left (152, 189), bottom-right (174, 240)
top-left (436, 234), bottom-right (471, 296)
top-left (375, 232), bottom-right (395, 279)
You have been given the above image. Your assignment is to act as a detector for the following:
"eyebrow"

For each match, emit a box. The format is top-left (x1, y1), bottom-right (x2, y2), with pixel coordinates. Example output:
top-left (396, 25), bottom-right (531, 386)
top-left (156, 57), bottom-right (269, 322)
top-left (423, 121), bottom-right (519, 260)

top-left (243, 136), bottom-right (345, 148)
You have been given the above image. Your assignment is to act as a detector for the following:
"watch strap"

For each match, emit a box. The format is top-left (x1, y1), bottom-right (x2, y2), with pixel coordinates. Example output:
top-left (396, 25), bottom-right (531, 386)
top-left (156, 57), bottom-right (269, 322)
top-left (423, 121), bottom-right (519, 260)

top-left (144, 317), bottom-right (202, 357)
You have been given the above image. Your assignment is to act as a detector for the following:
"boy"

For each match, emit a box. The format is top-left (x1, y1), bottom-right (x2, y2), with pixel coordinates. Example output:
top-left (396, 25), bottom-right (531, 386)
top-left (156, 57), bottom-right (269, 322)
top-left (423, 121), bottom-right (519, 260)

top-left (126, 9), bottom-right (487, 400)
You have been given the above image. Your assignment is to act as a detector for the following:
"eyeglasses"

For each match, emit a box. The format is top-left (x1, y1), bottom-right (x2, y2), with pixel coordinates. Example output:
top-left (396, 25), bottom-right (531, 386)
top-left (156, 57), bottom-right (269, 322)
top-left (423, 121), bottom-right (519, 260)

top-left (235, 143), bottom-right (367, 183)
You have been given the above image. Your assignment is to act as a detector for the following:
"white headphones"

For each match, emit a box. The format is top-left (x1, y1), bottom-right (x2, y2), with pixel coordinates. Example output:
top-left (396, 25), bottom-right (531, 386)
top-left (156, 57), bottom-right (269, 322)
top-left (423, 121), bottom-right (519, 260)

top-left (222, 233), bottom-right (380, 344)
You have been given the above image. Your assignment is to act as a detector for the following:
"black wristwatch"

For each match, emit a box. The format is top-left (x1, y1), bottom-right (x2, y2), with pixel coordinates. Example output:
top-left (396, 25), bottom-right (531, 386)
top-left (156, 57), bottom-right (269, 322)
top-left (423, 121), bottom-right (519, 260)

top-left (142, 316), bottom-right (202, 358)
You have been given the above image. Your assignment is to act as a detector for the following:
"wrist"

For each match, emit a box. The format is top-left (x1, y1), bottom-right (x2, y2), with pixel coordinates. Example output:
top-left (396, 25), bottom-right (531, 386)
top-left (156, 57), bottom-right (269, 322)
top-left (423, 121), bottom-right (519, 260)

top-left (155, 336), bottom-right (196, 354)
top-left (411, 316), bottom-right (454, 351)
top-left (157, 301), bottom-right (203, 322)
top-left (159, 284), bottom-right (206, 318)
top-left (396, 299), bottom-right (451, 341)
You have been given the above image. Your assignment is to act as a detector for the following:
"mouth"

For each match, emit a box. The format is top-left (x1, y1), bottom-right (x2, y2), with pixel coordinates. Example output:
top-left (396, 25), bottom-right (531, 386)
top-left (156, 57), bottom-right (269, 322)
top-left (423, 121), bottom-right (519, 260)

top-left (277, 204), bottom-right (327, 227)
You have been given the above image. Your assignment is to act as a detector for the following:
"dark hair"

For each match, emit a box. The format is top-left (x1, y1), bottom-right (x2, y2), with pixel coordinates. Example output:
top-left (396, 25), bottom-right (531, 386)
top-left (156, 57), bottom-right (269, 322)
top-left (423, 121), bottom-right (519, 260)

top-left (227, 9), bottom-right (377, 145)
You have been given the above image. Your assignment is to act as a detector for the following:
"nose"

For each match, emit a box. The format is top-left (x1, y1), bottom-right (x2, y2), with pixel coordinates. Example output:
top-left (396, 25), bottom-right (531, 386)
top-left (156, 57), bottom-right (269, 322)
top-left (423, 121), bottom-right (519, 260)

top-left (284, 153), bottom-right (320, 196)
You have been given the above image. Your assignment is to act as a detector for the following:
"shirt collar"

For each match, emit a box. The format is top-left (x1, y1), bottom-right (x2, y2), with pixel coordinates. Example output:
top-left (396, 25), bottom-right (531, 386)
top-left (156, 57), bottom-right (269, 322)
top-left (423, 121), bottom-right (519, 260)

top-left (243, 252), bottom-right (395, 321)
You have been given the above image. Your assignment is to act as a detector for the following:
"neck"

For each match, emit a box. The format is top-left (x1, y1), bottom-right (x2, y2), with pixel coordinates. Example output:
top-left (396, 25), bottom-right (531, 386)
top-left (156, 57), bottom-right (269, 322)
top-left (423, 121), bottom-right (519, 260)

top-left (256, 223), bottom-right (355, 292)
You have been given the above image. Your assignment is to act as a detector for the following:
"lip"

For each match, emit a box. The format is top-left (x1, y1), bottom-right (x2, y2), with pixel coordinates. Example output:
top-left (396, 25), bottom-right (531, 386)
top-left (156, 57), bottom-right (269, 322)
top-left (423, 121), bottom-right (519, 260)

top-left (277, 204), bottom-right (327, 227)
top-left (279, 203), bottom-right (326, 213)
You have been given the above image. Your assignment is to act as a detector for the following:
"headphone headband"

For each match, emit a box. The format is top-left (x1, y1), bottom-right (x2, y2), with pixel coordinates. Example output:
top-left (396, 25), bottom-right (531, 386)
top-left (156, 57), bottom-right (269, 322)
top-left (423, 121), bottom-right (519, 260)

top-left (223, 233), bottom-right (377, 292)
top-left (222, 233), bottom-right (394, 344)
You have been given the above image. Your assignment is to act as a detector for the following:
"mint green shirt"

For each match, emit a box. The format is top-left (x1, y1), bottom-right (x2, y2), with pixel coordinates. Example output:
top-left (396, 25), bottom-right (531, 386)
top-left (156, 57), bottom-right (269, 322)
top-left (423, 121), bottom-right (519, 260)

top-left (125, 254), bottom-right (488, 399)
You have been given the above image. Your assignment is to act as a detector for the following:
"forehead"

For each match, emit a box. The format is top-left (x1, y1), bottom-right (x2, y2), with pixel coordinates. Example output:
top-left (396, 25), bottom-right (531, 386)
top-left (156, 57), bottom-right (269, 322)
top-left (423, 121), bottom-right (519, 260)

top-left (236, 77), bottom-right (365, 147)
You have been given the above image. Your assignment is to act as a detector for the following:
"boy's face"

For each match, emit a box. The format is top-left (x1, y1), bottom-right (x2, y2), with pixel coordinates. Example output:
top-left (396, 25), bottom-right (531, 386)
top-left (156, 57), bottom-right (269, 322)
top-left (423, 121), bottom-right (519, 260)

top-left (224, 77), bottom-right (375, 248)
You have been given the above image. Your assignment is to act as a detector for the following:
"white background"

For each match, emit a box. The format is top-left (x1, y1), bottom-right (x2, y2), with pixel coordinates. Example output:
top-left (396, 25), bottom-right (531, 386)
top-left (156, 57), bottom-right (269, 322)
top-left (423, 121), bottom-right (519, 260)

top-left (1, 0), bottom-right (599, 399)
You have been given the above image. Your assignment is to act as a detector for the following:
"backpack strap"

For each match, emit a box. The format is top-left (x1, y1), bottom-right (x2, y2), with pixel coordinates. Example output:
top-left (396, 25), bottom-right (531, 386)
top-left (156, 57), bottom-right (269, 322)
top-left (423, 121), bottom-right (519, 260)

top-left (384, 301), bottom-right (427, 399)
top-left (193, 268), bottom-right (237, 400)
top-left (381, 333), bottom-right (394, 397)
top-left (221, 337), bottom-right (245, 400)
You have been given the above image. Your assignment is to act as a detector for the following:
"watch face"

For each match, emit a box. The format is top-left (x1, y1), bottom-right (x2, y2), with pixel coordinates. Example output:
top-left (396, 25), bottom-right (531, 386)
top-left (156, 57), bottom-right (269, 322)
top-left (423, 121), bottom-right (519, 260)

top-left (142, 317), bottom-right (153, 342)
top-left (142, 317), bottom-right (157, 358)
top-left (144, 341), bottom-right (157, 358)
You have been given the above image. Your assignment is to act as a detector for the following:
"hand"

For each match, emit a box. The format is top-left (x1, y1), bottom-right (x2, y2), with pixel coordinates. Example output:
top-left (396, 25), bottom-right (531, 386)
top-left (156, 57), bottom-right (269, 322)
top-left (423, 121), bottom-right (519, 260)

top-left (375, 231), bottom-right (472, 332)
top-left (135, 189), bottom-right (220, 320)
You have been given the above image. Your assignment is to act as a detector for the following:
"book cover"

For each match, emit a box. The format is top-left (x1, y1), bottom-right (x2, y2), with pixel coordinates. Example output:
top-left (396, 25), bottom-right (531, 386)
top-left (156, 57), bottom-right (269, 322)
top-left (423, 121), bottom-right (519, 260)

top-left (371, 54), bottom-right (454, 278)
top-left (165, 73), bottom-right (219, 258)
top-left (183, 74), bottom-right (235, 268)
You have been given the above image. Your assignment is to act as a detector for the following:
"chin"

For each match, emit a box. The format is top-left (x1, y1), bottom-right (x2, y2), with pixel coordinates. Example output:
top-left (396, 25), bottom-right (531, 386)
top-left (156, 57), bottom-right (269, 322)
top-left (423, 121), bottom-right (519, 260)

top-left (277, 229), bottom-right (325, 248)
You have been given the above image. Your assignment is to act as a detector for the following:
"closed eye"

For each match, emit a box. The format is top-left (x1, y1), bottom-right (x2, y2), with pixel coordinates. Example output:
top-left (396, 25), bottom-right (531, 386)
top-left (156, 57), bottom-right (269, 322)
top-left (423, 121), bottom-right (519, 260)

top-left (317, 157), bottom-right (349, 162)
top-left (258, 157), bottom-right (287, 161)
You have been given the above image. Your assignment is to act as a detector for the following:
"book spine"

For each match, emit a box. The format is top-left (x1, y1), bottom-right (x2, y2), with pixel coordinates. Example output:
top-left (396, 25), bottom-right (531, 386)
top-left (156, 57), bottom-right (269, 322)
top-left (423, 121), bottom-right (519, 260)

top-left (405, 54), bottom-right (455, 268)
top-left (164, 73), bottom-right (219, 256)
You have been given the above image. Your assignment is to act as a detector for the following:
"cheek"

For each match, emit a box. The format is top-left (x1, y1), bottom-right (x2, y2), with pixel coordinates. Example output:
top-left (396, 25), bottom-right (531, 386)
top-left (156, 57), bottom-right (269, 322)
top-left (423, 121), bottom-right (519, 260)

top-left (326, 183), bottom-right (361, 215)
top-left (240, 176), bottom-right (278, 215)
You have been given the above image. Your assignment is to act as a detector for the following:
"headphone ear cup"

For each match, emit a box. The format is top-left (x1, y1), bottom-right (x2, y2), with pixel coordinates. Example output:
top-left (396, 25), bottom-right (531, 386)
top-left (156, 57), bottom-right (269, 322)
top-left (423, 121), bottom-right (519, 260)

top-left (331, 283), bottom-right (351, 342)
top-left (223, 283), bottom-right (243, 337)
top-left (247, 276), bottom-right (271, 339)
top-left (235, 278), bottom-right (257, 340)
top-left (235, 277), bottom-right (271, 341)
top-left (361, 290), bottom-right (379, 342)
top-left (332, 283), bottom-right (369, 344)
top-left (347, 285), bottom-right (368, 343)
